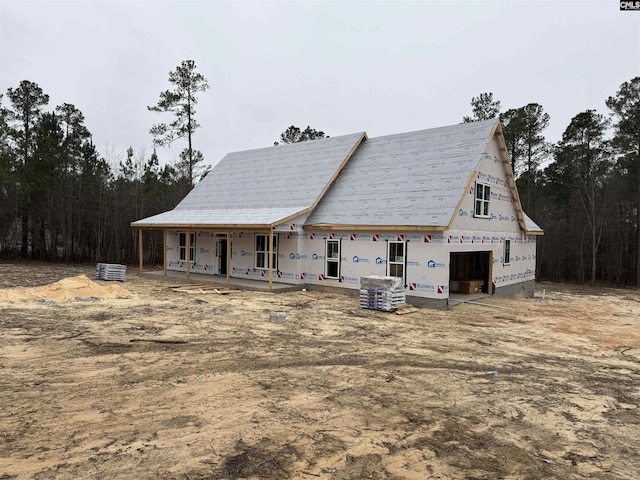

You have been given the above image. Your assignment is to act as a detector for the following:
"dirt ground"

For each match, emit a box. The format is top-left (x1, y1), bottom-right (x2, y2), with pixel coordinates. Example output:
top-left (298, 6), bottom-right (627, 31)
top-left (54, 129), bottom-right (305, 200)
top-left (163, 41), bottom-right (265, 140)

top-left (0, 263), bottom-right (639, 480)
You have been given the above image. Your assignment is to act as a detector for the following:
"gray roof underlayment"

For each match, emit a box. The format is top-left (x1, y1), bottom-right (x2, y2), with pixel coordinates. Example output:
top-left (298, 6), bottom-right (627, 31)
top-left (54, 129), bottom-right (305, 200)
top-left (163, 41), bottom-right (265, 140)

top-left (132, 132), bottom-right (366, 228)
top-left (133, 119), bottom-right (542, 234)
top-left (523, 213), bottom-right (543, 233)
top-left (306, 119), bottom-right (497, 228)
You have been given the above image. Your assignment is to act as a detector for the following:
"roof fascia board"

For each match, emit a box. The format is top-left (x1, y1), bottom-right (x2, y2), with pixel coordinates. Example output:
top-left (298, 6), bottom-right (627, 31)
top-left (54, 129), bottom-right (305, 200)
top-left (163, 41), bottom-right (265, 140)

top-left (269, 208), bottom-right (313, 228)
top-left (304, 224), bottom-right (447, 232)
top-left (491, 122), bottom-right (532, 233)
top-left (305, 132), bottom-right (368, 214)
top-left (131, 223), bottom-right (273, 230)
top-left (446, 170), bottom-right (477, 230)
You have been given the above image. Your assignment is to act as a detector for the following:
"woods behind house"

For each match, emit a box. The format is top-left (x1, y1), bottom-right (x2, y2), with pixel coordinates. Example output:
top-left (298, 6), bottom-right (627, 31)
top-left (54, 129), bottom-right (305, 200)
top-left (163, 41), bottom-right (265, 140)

top-left (0, 73), bottom-right (638, 286)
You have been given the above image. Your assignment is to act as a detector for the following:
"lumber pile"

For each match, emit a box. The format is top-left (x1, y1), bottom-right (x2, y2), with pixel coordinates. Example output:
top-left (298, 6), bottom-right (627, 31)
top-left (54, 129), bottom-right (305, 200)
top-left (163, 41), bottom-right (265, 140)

top-left (168, 284), bottom-right (241, 295)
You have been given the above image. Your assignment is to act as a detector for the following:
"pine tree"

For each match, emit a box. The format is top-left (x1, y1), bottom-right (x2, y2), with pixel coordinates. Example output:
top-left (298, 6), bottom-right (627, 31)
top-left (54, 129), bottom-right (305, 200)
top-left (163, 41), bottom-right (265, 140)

top-left (463, 93), bottom-right (501, 123)
top-left (554, 110), bottom-right (611, 286)
top-left (6, 81), bottom-right (50, 257)
top-left (606, 77), bottom-right (640, 286)
top-left (148, 60), bottom-right (210, 188)
top-left (274, 125), bottom-right (328, 145)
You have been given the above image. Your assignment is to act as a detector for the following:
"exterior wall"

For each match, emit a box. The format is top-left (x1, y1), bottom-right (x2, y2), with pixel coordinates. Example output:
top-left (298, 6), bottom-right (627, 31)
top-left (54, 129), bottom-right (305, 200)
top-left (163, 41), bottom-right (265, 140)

top-left (298, 232), bottom-right (447, 297)
top-left (165, 226), bottom-right (536, 301)
top-left (223, 215), bottom-right (312, 284)
top-left (296, 231), bottom-right (533, 300)
top-left (229, 232), bottom-right (264, 280)
top-left (166, 230), bottom-right (215, 273)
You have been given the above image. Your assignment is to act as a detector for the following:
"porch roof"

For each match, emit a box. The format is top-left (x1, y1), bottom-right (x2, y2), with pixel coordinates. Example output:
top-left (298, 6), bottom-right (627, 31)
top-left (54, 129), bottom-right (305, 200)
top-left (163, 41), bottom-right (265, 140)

top-left (131, 207), bottom-right (302, 229)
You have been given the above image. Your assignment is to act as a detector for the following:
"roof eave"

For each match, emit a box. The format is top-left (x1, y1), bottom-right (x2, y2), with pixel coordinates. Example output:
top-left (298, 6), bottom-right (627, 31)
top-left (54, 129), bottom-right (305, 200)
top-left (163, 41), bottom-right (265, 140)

top-left (491, 122), bottom-right (530, 233)
top-left (303, 224), bottom-right (447, 232)
top-left (131, 223), bottom-right (273, 230)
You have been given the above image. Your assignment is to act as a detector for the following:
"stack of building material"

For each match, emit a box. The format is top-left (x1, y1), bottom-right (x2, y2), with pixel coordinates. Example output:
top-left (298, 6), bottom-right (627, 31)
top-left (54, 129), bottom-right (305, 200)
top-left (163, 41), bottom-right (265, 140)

top-left (359, 276), bottom-right (406, 311)
top-left (95, 263), bottom-right (127, 282)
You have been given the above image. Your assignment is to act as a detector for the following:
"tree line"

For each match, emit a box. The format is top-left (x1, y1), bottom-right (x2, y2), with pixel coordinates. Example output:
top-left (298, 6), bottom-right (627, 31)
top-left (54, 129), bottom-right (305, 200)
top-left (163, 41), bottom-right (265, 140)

top-left (1, 62), bottom-right (638, 287)
top-left (0, 60), bottom-right (325, 267)
top-left (463, 78), bottom-right (640, 287)
top-left (0, 61), bottom-right (209, 265)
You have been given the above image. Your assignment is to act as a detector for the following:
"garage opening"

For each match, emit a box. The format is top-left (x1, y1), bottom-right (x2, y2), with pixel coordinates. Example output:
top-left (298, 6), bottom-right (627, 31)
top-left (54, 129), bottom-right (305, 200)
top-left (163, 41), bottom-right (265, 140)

top-left (449, 251), bottom-right (493, 295)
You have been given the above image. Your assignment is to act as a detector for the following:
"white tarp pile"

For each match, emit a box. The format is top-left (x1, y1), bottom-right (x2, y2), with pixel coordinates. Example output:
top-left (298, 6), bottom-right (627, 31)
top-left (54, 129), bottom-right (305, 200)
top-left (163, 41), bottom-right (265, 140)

top-left (359, 276), bottom-right (406, 311)
top-left (96, 263), bottom-right (127, 282)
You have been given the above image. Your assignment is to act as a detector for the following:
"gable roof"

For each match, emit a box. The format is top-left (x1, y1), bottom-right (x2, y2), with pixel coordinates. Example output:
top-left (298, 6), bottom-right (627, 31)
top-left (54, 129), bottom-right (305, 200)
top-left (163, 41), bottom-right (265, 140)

top-left (133, 119), bottom-right (542, 236)
top-left (305, 119), bottom-right (498, 230)
top-left (132, 132), bottom-right (367, 229)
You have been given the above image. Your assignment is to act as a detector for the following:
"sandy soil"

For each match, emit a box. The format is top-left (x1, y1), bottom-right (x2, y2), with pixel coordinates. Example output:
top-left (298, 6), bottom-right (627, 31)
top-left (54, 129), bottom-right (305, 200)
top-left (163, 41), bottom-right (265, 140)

top-left (0, 262), bottom-right (639, 480)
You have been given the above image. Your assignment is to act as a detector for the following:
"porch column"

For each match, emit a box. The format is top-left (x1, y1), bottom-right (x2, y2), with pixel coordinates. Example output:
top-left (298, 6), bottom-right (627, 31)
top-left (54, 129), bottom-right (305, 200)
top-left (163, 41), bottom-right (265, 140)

top-left (138, 228), bottom-right (143, 272)
top-left (226, 230), bottom-right (231, 286)
top-left (186, 229), bottom-right (191, 281)
top-left (163, 229), bottom-right (167, 276)
top-left (268, 229), bottom-right (273, 290)
top-left (488, 250), bottom-right (493, 295)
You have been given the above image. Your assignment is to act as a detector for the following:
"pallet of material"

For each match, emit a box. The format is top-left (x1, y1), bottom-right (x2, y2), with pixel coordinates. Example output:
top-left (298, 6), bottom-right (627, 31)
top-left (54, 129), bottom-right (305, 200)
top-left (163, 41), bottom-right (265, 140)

top-left (359, 275), bottom-right (407, 312)
top-left (359, 288), bottom-right (406, 312)
top-left (96, 263), bottom-right (127, 282)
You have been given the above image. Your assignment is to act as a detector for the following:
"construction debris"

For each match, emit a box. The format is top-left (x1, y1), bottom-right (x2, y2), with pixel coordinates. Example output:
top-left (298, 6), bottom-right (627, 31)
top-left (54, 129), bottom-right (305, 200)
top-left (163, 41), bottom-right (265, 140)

top-left (129, 338), bottom-right (188, 344)
top-left (169, 284), bottom-right (242, 295)
top-left (394, 304), bottom-right (418, 315)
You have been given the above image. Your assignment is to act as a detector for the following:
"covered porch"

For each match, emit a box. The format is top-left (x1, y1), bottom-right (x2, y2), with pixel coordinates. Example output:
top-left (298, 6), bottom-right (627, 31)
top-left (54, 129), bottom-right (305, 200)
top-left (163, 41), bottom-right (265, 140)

top-left (134, 225), bottom-right (284, 290)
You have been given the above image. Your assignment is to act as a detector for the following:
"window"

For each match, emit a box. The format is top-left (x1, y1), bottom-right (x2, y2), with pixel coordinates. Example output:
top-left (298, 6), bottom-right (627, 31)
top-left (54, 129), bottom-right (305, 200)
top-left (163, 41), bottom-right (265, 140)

top-left (179, 232), bottom-right (195, 262)
top-left (387, 242), bottom-right (404, 278)
top-left (504, 239), bottom-right (511, 265)
top-left (255, 234), bottom-right (278, 269)
top-left (475, 182), bottom-right (490, 218)
top-left (326, 240), bottom-right (340, 279)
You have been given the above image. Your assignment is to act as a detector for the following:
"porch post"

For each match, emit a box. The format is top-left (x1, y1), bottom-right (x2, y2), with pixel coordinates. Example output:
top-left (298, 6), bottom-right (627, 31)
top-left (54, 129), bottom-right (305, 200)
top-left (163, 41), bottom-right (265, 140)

top-left (268, 229), bottom-right (273, 290)
top-left (226, 230), bottom-right (231, 286)
top-left (163, 229), bottom-right (167, 276)
top-left (186, 229), bottom-right (191, 281)
top-left (138, 228), bottom-right (143, 272)
top-left (488, 250), bottom-right (493, 295)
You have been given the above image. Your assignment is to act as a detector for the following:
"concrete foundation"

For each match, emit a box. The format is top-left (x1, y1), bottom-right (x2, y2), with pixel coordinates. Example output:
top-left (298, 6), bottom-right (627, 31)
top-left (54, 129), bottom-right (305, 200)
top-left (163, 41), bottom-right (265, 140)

top-left (406, 295), bottom-right (449, 310)
top-left (493, 279), bottom-right (535, 298)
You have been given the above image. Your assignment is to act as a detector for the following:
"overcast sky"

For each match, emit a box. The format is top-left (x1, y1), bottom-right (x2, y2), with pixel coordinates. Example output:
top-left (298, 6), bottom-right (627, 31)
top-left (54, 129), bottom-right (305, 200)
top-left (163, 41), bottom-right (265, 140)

top-left (1, 0), bottom-right (638, 171)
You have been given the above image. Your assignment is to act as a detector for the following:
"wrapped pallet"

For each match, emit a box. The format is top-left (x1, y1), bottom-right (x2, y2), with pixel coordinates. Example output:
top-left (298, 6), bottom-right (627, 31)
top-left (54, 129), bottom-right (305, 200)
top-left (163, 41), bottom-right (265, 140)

top-left (96, 263), bottom-right (127, 282)
top-left (359, 276), bottom-right (406, 311)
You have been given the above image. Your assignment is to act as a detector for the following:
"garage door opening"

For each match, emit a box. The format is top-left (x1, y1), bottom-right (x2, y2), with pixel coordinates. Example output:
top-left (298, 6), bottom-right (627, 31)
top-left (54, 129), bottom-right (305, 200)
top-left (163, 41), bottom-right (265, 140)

top-left (449, 251), bottom-right (493, 295)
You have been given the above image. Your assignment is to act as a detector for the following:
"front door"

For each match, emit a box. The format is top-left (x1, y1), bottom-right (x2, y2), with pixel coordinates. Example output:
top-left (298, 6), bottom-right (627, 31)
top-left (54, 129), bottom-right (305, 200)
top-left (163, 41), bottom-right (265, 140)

top-left (217, 239), bottom-right (228, 275)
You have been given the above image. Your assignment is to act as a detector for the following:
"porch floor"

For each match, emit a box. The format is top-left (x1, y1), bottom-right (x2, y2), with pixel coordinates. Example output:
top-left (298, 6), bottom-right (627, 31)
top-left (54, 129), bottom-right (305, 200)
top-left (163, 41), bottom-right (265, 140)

top-left (138, 269), bottom-right (301, 293)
